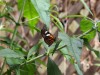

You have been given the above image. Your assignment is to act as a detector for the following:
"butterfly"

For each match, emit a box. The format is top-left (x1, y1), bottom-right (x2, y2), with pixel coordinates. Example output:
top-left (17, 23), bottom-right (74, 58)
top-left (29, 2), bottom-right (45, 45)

top-left (41, 26), bottom-right (56, 46)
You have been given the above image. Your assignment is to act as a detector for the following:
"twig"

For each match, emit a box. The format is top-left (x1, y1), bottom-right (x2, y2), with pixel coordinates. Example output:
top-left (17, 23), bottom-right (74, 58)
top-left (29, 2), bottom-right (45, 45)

top-left (10, 0), bottom-right (26, 48)
top-left (78, 28), bottom-right (94, 38)
top-left (20, 53), bottom-right (46, 66)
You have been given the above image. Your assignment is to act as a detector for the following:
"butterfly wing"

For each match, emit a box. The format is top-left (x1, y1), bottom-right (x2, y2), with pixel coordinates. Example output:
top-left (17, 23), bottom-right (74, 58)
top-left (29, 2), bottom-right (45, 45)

top-left (44, 33), bottom-right (55, 46)
top-left (41, 26), bottom-right (55, 46)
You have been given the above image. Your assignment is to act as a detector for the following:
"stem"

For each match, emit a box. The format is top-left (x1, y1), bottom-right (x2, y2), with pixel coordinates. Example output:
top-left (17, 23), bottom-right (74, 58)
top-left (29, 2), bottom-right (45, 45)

top-left (18, 0), bottom-right (26, 22)
top-left (63, 15), bottom-right (94, 22)
top-left (10, 25), bottom-right (18, 48)
top-left (21, 53), bottom-right (46, 66)
top-left (0, 58), bottom-right (6, 75)
top-left (78, 28), bottom-right (93, 38)
top-left (10, 0), bottom-right (26, 48)
top-left (57, 45), bottom-right (67, 51)
top-left (19, 16), bottom-right (39, 24)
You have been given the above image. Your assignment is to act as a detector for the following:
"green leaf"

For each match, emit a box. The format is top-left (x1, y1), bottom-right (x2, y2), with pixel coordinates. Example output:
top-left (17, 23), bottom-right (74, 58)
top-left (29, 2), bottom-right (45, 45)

top-left (94, 63), bottom-right (100, 66)
top-left (27, 43), bottom-right (41, 59)
top-left (97, 22), bottom-right (100, 32)
top-left (35, 59), bottom-right (46, 67)
top-left (15, 68), bottom-right (20, 75)
top-left (80, 18), bottom-right (93, 32)
top-left (20, 63), bottom-right (36, 75)
top-left (80, 0), bottom-right (93, 15)
top-left (6, 58), bottom-right (24, 66)
top-left (52, 39), bottom-right (62, 55)
top-left (47, 57), bottom-right (62, 75)
top-left (0, 46), bottom-right (4, 50)
top-left (74, 64), bottom-right (83, 75)
top-left (31, 0), bottom-right (50, 27)
top-left (59, 41), bottom-right (71, 62)
top-left (18, 0), bottom-right (39, 28)
top-left (58, 32), bottom-right (83, 75)
top-left (80, 18), bottom-right (96, 41)
top-left (0, 48), bottom-right (21, 58)
top-left (0, 0), bottom-right (4, 5)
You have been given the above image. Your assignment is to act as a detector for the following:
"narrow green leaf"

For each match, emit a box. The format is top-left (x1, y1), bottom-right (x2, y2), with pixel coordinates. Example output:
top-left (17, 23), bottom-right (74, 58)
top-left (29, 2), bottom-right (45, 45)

top-left (59, 41), bottom-right (71, 62)
top-left (27, 43), bottom-right (41, 59)
top-left (47, 57), bottom-right (62, 75)
top-left (80, 0), bottom-right (93, 15)
top-left (15, 68), bottom-right (20, 75)
top-left (51, 15), bottom-right (64, 32)
top-left (94, 63), bottom-right (100, 66)
top-left (74, 64), bottom-right (83, 75)
top-left (52, 39), bottom-right (62, 55)
top-left (35, 59), bottom-right (46, 67)
top-left (31, 0), bottom-right (50, 27)
top-left (0, 48), bottom-right (21, 58)
top-left (97, 22), bottom-right (100, 32)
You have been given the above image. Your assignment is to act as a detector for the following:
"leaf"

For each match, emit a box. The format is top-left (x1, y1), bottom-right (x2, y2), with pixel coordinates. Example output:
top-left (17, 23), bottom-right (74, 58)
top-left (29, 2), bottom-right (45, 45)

top-left (52, 39), bottom-right (62, 55)
top-left (80, 18), bottom-right (93, 32)
top-left (94, 63), bottom-right (100, 66)
top-left (74, 64), bottom-right (83, 75)
top-left (18, 0), bottom-right (39, 29)
top-left (80, 0), bottom-right (93, 15)
top-left (80, 18), bottom-right (96, 41)
top-left (35, 59), bottom-right (46, 67)
top-left (58, 32), bottom-right (83, 75)
top-left (0, 48), bottom-right (21, 58)
top-left (0, 46), bottom-right (4, 50)
top-left (97, 22), bottom-right (100, 32)
top-left (47, 57), bottom-right (62, 75)
top-left (6, 58), bottom-right (24, 66)
top-left (31, 0), bottom-right (50, 27)
top-left (27, 43), bottom-right (41, 59)
top-left (20, 63), bottom-right (36, 75)
top-left (59, 41), bottom-right (72, 62)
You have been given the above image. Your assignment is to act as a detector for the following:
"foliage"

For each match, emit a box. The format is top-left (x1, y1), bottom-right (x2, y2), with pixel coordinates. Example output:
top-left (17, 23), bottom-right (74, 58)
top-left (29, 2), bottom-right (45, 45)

top-left (0, 0), bottom-right (100, 75)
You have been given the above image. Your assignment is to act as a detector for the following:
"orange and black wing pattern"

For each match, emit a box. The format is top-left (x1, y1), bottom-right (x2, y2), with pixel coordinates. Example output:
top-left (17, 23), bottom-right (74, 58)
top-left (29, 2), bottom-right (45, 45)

top-left (41, 26), bottom-right (55, 46)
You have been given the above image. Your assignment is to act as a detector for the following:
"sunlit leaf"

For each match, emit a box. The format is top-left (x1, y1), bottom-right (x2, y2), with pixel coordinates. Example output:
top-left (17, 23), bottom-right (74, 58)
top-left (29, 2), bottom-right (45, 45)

top-left (18, 0), bottom-right (39, 30)
top-left (80, 18), bottom-right (96, 41)
top-left (31, 0), bottom-right (50, 27)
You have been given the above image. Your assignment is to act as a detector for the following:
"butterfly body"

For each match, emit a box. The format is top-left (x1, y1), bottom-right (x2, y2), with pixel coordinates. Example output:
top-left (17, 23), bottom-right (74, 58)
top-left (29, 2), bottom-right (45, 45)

top-left (41, 26), bottom-right (55, 46)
